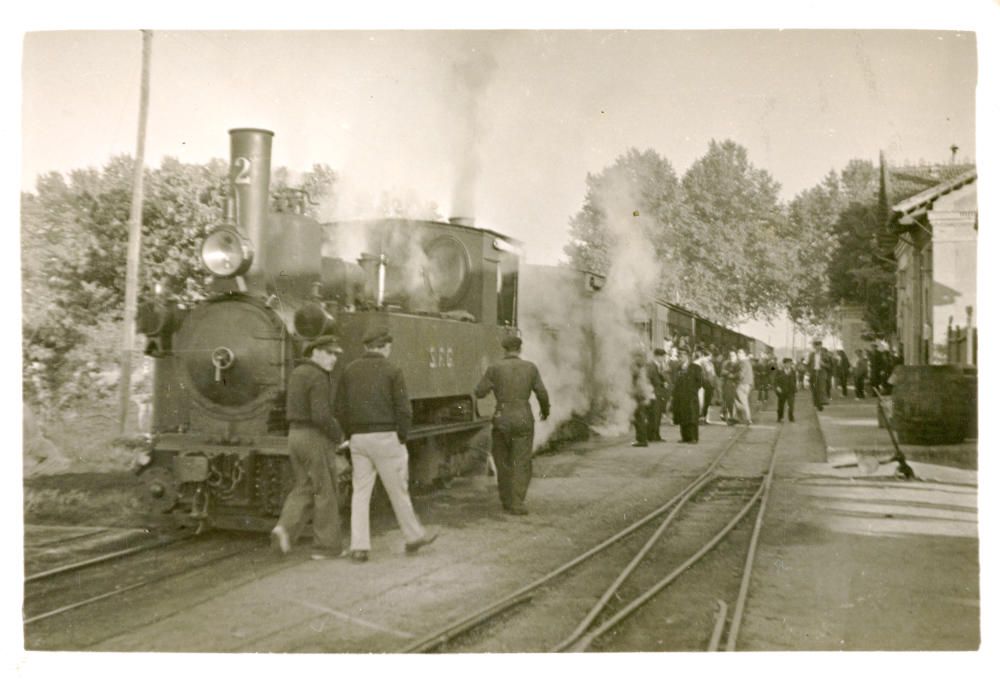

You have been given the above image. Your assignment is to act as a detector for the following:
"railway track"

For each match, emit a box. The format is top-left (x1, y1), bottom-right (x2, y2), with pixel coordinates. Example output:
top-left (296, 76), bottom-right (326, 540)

top-left (400, 421), bottom-right (782, 653)
top-left (23, 531), bottom-right (260, 626)
top-left (25, 530), bottom-right (195, 584)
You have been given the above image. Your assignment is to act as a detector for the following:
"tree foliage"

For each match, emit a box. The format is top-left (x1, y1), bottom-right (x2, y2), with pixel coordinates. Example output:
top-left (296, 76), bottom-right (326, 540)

top-left (786, 171), bottom-right (841, 327)
top-left (565, 148), bottom-right (684, 282)
top-left (787, 158), bottom-right (895, 336)
top-left (565, 143), bottom-right (897, 337)
top-left (679, 140), bottom-right (796, 322)
top-left (565, 140), bottom-right (799, 325)
top-left (21, 156), bottom-right (339, 408)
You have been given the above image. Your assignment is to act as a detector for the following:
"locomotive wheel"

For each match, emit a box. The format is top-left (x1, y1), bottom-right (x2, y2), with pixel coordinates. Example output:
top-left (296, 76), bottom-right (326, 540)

top-left (138, 466), bottom-right (180, 514)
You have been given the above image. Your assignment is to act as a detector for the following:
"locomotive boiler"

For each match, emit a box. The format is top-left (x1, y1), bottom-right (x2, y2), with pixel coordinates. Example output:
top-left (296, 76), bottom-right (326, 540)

top-left (134, 128), bottom-right (520, 531)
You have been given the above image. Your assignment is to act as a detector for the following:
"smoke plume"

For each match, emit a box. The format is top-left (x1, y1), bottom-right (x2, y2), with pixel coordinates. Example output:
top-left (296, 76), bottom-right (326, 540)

top-left (521, 171), bottom-right (661, 446)
top-left (448, 41), bottom-right (499, 219)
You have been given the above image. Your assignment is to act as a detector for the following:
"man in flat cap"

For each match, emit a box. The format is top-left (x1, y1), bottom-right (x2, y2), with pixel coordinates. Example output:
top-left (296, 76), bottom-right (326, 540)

top-left (336, 327), bottom-right (436, 562)
top-left (475, 334), bottom-right (550, 515)
top-left (774, 357), bottom-right (797, 423)
top-left (271, 335), bottom-right (346, 560)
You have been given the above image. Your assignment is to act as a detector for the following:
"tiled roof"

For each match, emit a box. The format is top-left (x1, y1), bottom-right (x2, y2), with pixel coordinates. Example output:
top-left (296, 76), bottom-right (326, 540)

top-left (892, 167), bottom-right (977, 218)
top-left (886, 163), bottom-right (976, 206)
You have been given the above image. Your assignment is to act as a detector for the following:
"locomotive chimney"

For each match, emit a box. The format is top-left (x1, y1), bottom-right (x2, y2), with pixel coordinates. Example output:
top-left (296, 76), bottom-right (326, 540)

top-left (448, 216), bottom-right (476, 227)
top-left (228, 128), bottom-right (274, 272)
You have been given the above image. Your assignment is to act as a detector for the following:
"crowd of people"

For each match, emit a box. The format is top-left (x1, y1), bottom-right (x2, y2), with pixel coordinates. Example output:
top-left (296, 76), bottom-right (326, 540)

top-left (630, 336), bottom-right (904, 445)
top-left (268, 325), bottom-right (903, 563)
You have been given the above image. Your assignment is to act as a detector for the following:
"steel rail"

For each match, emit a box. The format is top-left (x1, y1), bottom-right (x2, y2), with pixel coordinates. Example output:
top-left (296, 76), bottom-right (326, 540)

top-left (560, 422), bottom-right (782, 653)
top-left (27, 527), bottom-right (115, 549)
top-left (397, 428), bottom-right (749, 653)
top-left (551, 457), bottom-right (722, 651)
top-left (23, 544), bottom-right (251, 625)
top-left (724, 421), bottom-right (784, 651)
top-left (564, 481), bottom-right (765, 652)
top-left (707, 599), bottom-right (729, 652)
top-left (25, 532), bottom-right (195, 583)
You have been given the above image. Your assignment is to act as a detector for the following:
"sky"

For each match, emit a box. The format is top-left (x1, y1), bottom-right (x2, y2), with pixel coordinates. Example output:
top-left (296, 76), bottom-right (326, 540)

top-left (21, 29), bottom-right (977, 263)
top-left (18, 27), bottom-right (981, 343)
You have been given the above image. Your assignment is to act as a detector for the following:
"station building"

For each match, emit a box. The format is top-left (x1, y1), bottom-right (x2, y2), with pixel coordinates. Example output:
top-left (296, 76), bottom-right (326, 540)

top-left (886, 165), bottom-right (977, 366)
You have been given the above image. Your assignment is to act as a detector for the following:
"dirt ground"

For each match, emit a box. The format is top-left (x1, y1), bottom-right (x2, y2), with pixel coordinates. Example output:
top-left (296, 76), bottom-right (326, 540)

top-left (741, 395), bottom-right (979, 651)
top-left (21, 390), bottom-right (980, 658)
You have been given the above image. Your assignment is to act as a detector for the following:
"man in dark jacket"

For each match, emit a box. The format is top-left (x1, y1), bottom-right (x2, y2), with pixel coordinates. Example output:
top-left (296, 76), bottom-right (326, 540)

top-left (649, 348), bottom-right (671, 441)
top-left (336, 328), bottom-right (436, 562)
top-left (774, 358), bottom-right (797, 423)
top-left (835, 350), bottom-right (852, 398)
top-left (671, 348), bottom-right (704, 443)
top-left (853, 348), bottom-right (869, 399)
top-left (475, 335), bottom-right (550, 515)
top-left (807, 340), bottom-right (835, 411)
top-left (646, 350), bottom-right (668, 442)
top-left (272, 336), bottom-right (346, 560)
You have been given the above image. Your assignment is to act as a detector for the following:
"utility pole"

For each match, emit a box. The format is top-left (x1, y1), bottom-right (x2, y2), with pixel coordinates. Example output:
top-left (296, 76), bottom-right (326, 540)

top-left (118, 30), bottom-right (153, 435)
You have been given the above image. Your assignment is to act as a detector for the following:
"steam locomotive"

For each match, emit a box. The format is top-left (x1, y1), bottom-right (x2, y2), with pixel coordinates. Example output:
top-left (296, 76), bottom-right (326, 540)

top-left (134, 128), bottom-right (519, 531)
top-left (134, 128), bottom-right (773, 531)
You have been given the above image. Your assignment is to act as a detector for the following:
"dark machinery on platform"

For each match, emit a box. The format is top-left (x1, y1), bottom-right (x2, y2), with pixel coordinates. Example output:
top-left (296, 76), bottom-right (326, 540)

top-left (134, 128), bottom-right (520, 531)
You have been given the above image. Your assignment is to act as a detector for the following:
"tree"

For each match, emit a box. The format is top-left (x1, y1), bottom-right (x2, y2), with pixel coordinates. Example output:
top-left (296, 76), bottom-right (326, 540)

top-left (23, 154), bottom-right (344, 408)
top-left (679, 139), bottom-right (800, 323)
top-left (22, 156), bottom-right (232, 405)
top-left (784, 158), bottom-right (896, 337)
top-left (565, 141), bottom-right (812, 326)
top-left (828, 201), bottom-right (896, 337)
top-left (564, 147), bottom-right (685, 285)
top-left (272, 163), bottom-right (339, 220)
top-left (786, 170), bottom-right (842, 327)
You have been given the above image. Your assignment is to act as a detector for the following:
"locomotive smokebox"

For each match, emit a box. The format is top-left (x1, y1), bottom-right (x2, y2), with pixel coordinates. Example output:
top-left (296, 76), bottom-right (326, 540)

top-left (229, 128), bottom-right (274, 274)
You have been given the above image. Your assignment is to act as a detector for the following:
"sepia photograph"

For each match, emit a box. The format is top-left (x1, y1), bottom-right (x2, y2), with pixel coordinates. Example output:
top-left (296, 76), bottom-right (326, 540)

top-left (9, 1), bottom-right (996, 676)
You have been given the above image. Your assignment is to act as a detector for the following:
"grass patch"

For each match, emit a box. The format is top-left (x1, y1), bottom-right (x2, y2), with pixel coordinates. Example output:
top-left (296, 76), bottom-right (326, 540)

top-left (24, 396), bottom-right (150, 526)
top-left (24, 473), bottom-right (145, 527)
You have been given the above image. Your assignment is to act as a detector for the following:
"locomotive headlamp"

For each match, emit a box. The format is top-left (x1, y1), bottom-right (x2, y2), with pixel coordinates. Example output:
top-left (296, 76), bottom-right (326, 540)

top-left (200, 227), bottom-right (254, 278)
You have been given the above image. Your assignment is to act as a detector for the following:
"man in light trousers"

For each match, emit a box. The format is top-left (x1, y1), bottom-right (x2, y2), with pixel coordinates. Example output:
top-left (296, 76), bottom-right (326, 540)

top-left (336, 328), bottom-right (437, 563)
top-left (734, 348), bottom-right (755, 426)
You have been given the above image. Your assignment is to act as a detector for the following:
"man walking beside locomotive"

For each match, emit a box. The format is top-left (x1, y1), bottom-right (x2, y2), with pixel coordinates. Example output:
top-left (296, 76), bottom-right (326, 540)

top-left (476, 335), bottom-right (550, 515)
top-left (271, 336), bottom-right (347, 561)
top-left (336, 328), bottom-right (437, 562)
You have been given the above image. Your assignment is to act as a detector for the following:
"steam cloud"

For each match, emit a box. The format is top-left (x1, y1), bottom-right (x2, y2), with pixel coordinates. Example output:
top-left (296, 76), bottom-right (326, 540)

top-left (521, 172), bottom-right (661, 446)
top-left (448, 41), bottom-right (499, 219)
